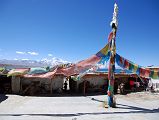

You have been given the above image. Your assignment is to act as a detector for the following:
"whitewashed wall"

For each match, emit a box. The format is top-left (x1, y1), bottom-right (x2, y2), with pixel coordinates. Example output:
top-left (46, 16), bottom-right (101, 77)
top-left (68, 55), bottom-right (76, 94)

top-left (21, 75), bottom-right (65, 92)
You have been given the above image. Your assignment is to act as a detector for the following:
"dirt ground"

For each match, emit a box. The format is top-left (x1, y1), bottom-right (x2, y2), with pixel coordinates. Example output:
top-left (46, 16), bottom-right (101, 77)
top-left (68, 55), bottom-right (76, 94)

top-left (0, 92), bottom-right (159, 120)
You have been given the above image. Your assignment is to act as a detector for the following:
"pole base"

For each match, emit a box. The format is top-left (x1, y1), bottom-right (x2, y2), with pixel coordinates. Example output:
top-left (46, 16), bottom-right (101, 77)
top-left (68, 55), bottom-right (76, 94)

top-left (108, 95), bottom-right (116, 108)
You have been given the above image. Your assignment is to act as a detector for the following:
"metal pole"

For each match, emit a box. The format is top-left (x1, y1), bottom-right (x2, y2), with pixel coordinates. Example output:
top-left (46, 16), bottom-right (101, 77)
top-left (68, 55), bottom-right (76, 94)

top-left (107, 3), bottom-right (118, 108)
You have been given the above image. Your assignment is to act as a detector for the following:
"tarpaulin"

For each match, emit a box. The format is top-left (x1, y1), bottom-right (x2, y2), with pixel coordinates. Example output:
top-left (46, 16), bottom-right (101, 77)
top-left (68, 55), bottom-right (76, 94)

top-left (28, 67), bottom-right (49, 75)
top-left (7, 68), bottom-right (29, 77)
top-left (24, 68), bottom-right (57, 79)
top-left (0, 67), bottom-right (9, 75)
top-left (0, 67), bottom-right (5, 72)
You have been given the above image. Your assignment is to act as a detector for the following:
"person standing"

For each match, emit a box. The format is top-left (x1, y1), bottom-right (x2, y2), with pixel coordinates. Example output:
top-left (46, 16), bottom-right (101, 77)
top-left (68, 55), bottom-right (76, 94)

top-left (64, 80), bottom-right (68, 92)
top-left (129, 79), bottom-right (134, 91)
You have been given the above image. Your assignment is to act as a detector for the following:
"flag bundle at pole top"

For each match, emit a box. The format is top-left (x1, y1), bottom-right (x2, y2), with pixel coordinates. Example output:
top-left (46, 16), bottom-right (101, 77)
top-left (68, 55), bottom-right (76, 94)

top-left (110, 3), bottom-right (118, 28)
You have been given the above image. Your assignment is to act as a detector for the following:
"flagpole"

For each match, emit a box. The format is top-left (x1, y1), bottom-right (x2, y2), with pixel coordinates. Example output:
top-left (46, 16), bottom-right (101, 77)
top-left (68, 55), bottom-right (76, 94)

top-left (107, 3), bottom-right (118, 108)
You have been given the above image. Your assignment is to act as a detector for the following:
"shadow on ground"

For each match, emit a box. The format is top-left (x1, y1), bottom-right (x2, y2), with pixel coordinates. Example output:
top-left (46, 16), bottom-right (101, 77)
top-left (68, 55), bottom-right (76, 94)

top-left (21, 92), bottom-right (107, 97)
top-left (0, 94), bottom-right (8, 103)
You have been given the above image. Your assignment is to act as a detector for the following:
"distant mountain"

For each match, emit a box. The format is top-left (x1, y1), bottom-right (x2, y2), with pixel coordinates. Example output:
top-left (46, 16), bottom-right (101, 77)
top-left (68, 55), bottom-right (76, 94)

top-left (0, 58), bottom-right (70, 69)
top-left (41, 58), bottom-right (69, 66)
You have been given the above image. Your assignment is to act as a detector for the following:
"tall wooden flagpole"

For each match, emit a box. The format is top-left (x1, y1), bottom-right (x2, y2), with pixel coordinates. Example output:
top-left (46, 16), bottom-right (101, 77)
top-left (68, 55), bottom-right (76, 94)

top-left (107, 3), bottom-right (118, 108)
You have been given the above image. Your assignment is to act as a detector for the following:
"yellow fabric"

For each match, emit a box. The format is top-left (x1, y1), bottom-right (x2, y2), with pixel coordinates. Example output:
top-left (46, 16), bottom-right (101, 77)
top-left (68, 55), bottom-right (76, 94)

top-left (133, 64), bottom-right (138, 73)
top-left (100, 44), bottom-right (109, 55)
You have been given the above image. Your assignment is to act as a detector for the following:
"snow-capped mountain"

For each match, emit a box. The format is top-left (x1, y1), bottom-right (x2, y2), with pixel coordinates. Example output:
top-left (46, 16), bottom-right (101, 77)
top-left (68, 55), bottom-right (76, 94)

top-left (0, 57), bottom-right (70, 69)
top-left (41, 58), bottom-right (69, 66)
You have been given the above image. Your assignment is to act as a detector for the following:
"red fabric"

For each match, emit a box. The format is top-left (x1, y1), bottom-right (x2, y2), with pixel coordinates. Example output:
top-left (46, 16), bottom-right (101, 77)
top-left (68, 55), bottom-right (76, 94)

top-left (119, 57), bottom-right (123, 64)
top-left (107, 91), bottom-right (111, 96)
top-left (145, 69), bottom-right (150, 77)
top-left (56, 55), bottom-right (101, 76)
top-left (140, 68), bottom-right (146, 77)
top-left (108, 32), bottom-right (113, 42)
top-left (124, 60), bottom-right (129, 69)
top-left (129, 80), bottom-right (134, 86)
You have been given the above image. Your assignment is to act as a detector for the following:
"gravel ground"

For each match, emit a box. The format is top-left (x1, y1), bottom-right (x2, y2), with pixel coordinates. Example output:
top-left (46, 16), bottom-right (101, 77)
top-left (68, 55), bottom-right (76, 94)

top-left (0, 92), bottom-right (159, 120)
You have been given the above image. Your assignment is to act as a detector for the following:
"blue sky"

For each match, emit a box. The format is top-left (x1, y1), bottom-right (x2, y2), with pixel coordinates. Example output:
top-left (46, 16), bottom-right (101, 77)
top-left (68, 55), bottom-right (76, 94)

top-left (0, 0), bottom-right (159, 66)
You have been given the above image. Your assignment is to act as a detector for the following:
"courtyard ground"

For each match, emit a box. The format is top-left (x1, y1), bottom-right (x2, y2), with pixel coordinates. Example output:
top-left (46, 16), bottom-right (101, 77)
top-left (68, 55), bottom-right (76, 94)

top-left (0, 92), bottom-right (159, 120)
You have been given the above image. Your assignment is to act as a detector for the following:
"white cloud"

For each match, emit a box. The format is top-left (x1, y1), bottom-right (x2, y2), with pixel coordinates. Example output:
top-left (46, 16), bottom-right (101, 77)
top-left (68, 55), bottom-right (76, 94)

top-left (16, 51), bottom-right (26, 55)
top-left (28, 51), bottom-right (39, 56)
top-left (48, 54), bottom-right (53, 57)
top-left (21, 58), bottom-right (29, 60)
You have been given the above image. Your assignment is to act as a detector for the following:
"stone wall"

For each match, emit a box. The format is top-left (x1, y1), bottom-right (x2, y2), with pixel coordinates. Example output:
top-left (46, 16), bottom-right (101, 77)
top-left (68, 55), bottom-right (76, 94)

top-left (20, 74), bottom-right (65, 94)
top-left (11, 76), bottom-right (21, 94)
